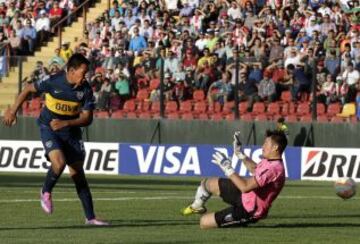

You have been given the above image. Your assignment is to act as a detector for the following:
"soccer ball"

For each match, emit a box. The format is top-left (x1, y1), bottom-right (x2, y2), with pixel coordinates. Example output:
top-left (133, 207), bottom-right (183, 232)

top-left (334, 178), bottom-right (357, 199)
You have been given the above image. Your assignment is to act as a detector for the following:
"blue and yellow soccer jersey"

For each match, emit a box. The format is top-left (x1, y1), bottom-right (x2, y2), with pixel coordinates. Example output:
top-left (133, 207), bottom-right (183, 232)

top-left (34, 71), bottom-right (95, 126)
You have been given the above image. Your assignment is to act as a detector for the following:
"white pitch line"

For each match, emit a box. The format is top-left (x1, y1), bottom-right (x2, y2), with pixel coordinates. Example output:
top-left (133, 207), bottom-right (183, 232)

top-left (0, 195), bottom-right (358, 203)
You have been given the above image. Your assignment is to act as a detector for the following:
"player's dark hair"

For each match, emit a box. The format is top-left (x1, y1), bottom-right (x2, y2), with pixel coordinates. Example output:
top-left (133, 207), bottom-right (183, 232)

top-left (66, 53), bottom-right (90, 71)
top-left (265, 129), bottom-right (287, 154)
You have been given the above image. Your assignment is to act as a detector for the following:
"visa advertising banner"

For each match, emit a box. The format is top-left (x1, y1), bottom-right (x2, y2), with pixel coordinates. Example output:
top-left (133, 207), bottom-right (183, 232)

top-left (119, 144), bottom-right (301, 179)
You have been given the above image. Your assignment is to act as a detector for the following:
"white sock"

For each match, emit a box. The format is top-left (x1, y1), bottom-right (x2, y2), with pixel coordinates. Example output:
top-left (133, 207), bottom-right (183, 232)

top-left (191, 181), bottom-right (211, 209)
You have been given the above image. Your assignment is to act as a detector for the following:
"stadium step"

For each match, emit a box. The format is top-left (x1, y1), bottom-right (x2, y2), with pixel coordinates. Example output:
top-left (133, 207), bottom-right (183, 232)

top-left (0, 0), bottom-right (109, 114)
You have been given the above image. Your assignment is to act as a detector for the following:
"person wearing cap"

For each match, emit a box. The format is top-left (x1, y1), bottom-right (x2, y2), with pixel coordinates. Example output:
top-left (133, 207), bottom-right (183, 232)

top-left (35, 9), bottom-right (50, 43)
top-left (164, 49), bottom-right (181, 75)
top-left (190, 8), bottom-right (204, 33)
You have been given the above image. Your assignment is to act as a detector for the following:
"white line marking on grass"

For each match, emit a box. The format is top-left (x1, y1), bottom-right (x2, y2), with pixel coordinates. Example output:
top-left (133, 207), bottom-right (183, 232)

top-left (0, 195), bottom-right (358, 203)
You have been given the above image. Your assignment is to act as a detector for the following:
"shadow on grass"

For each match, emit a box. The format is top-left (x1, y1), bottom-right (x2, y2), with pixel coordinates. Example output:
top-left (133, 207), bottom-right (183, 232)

top-left (271, 213), bottom-right (360, 219)
top-left (251, 223), bottom-right (360, 228)
top-left (0, 175), bottom-right (199, 189)
top-left (0, 219), bottom-right (198, 231)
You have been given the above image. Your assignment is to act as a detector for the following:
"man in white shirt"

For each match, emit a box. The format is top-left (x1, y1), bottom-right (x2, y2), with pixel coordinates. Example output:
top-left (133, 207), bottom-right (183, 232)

top-left (35, 10), bottom-right (50, 43)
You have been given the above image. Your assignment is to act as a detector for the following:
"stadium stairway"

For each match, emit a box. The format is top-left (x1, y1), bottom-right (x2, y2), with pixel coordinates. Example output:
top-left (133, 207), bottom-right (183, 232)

top-left (0, 0), bottom-right (108, 115)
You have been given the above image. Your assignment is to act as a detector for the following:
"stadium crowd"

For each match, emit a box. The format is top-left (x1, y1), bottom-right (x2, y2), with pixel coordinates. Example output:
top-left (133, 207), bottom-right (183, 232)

top-left (2, 0), bottom-right (360, 121)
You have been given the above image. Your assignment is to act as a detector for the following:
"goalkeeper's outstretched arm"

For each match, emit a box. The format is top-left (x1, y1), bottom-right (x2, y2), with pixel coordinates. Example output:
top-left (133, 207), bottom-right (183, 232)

top-left (241, 156), bottom-right (257, 174)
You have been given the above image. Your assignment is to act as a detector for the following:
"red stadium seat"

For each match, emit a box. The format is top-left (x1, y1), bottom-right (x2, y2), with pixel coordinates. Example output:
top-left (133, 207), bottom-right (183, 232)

top-left (111, 110), bottom-right (126, 119)
top-left (267, 102), bottom-right (281, 116)
top-left (251, 102), bottom-right (266, 115)
top-left (167, 113), bottom-right (180, 120)
top-left (280, 91), bottom-right (292, 102)
top-left (94, 111), bottom-right (110, 118)
top-left (222, 101), bottom-right (234, 115)
top-left (317, 103), bottom-right (326, 115)
top-left (126, 112), bottom-right (137, 119)
top-left (255, 114), bottom-right (267, 121)
top-left (138, 112), bottom-right (152, 119)
top-left (165, 101), bottom-right (178, 113)
top-left (225, 113), bottom-right (235, 121)
top-left (29, 98), bottom-right (42, 111)
top-left (238, 102), bottom-right (248, 114)
top-left (327, 103), bottom-right (341, 117)
top-left (193, 101), bottom-right (207, 114)
top-left (330, 116), bottom-right (344, 123)
top-left (211, 113), bottom-right (223, 121)
top-left (150, 102), bottom-right (161, 113)
top-left (299, 115), bottom-right (312, 123)
top-left (285, 115), bottom-right (297, 122)
top-left (193, 90), bottom-right (205, 101)
top-left (296, 103), bottom-right (310, 116)
top-left (198, 113), bottom-right (209, 120)
top-left (281, 102), bottom-right (295, 116)
top-left (138, 101), bottom-right (151, 112)
top-left (149, 78), bottom-right (160, 90)
top-left (241, 113), bottom-right (253, 122)
top-left (317, 115), bottom-right (328, 123)
top-left (136, 89), bottom-right (149, 101)
top-left (179, 101), bottom-right (192, 113)
top-left (181, 113), bottom-right (194, 120)
top-left (123, 100), bottom-right (136, 112)
top-left (208, 102), bottom-right (222, 114)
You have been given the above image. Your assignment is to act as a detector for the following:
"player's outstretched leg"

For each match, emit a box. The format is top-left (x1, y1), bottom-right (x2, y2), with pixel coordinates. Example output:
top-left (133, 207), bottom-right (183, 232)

top-left (41, 150), bottom-right (66, 214)
top-left (181, 178), bottom-right (213, 216)
top-left (69, 163), bottom-right (110, 226)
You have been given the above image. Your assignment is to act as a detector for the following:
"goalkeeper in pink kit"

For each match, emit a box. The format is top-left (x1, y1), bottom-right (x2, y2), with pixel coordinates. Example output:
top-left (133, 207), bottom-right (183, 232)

top-left (182, 130), bottom-right (287, 229)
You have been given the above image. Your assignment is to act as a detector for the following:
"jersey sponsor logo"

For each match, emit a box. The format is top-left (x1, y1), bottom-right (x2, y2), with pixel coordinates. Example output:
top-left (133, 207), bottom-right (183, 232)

top-left (119, 144), bottom-right (301, 178)
top-left (45, 93), bottom-right (80, 116)
top-left (76, 91), bottom-right (84, 100)
top-left (45, 140), bottom-right (53, 148)
top-left (0, 140), bottom-right (118, 175)
top-left (301, 147), bottom-right (360, 181)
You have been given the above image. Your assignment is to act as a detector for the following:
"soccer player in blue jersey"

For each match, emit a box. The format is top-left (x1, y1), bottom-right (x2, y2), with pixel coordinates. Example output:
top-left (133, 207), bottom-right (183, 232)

top-left (3, 53), bottom-right (109, 226)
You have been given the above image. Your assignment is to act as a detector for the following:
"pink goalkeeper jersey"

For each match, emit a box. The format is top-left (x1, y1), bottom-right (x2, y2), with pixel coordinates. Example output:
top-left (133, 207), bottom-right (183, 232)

top-left (241, 158), bottom-right (285, 220)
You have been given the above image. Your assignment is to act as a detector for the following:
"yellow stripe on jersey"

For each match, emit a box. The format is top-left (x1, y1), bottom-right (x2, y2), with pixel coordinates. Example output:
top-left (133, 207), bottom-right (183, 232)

top-left (45, 93), bottom-right (81, 116)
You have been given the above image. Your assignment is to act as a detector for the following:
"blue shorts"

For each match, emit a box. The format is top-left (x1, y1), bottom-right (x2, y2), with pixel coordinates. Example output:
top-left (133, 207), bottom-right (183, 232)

top-left (40, 124), bottom-right (85, 164)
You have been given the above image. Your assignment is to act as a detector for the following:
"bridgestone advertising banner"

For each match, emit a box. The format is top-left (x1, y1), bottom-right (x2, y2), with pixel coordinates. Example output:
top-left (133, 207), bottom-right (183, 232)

top-left (0, 140), bottom-right (118, 175)
top-left (301, 147), bottom-right (360, 182)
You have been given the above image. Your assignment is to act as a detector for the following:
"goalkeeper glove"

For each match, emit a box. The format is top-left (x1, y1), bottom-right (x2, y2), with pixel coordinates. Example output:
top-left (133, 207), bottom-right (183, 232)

top-left (212, 151), bottom-right (235, 177)
top-left (233, 131), bottom-right (246, 160)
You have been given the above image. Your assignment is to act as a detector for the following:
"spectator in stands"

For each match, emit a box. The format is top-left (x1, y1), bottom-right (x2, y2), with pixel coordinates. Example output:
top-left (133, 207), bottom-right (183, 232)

top-left (318, 74), bottom-right (337, 105)
top-left (49, 48), bottom-right (65, 68)
top-left (325, 49), bottom-right (341, 78)
top-left (115, 72), bottom-right (130, 104)
top-left (335, 76), bottom-right (349, 105)
top-left (20, 19), bottom-right (37, 54)
top-left (129, 27), bottom-right (147, 53)
top-left (97, 77), bottom-right (112, 110)
top-left (238, 72), bottom-right (259, 112)
top-left (258, 71), bottom-right (276, 103)
top-left (59, 41), bottom-right (73, 62)
top-left (342, 62), bottom-right (360, 101)
top-left (35, 10), bottom-right (50, 43)
top-left (49, 1), bottom-right (63, 25)
top-left (207, 71), bottom-right (233, 105)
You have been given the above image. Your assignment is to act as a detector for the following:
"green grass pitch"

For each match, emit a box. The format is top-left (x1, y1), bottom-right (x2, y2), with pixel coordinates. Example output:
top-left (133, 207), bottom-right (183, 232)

top-left (0, 172), bottom-right (360, 244)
